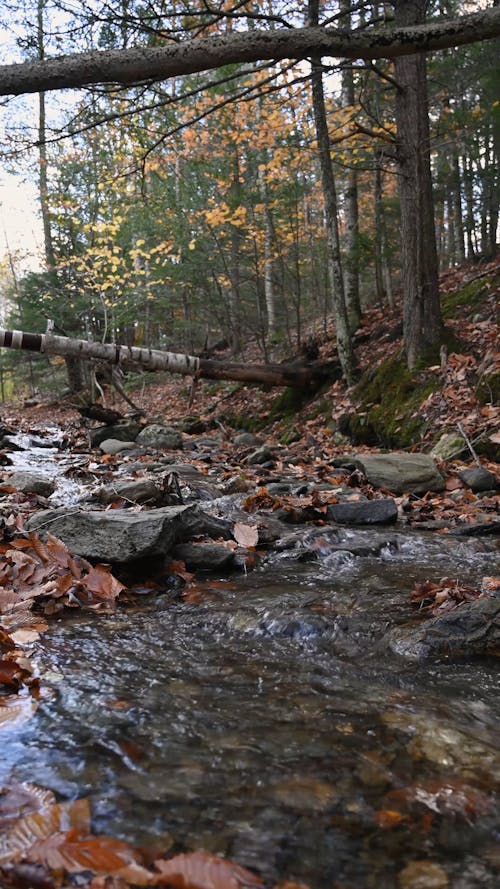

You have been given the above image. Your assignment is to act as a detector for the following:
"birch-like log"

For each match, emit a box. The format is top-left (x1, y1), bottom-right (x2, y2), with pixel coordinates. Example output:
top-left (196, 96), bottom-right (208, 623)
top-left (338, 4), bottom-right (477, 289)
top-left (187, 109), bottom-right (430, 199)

top-left (0, 328), bottom-right (337, 389)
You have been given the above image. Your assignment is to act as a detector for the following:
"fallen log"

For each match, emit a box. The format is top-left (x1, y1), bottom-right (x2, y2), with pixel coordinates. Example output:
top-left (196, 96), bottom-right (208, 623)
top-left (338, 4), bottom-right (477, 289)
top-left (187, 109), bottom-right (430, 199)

top-left (0, 328), bottom-right (340, 389)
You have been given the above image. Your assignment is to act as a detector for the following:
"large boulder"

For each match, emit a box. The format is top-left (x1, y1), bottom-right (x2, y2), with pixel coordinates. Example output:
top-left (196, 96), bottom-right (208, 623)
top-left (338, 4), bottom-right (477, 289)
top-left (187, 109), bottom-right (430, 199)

top-left (386, 597), bottom-right (500, 661)
top-left (26, 504), bottom-right (231, 564)
top-left (136, 424), bottom-right (183, 450)
top-left (351, 453), bottom-right (445, 494)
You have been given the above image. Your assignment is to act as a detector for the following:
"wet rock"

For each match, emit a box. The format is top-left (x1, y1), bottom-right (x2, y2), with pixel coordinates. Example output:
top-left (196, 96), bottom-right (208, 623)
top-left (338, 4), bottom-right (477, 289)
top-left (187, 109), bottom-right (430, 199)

top-left (99, 439), bottom-right (137, 455)
top-left (350, 453), bottom-right (445, 494)
top-left (221, 476), bottom-right (252, 495)
top-left (26, 504), bottom-right (232, 563)
top-left (449, 521), bottom-right (500, 536)
top-left (136, 424), bottom-right (183, 450)
top-left (386, 596), bottom-right (500, 661)
top-left (327, 498), bottom-right (398, 525)
top-left (172, 542), bottom-right (238, 571)
top-left (181, 416), bottom-right (207, 434)
top-left (91, 422), bottom-right (141, 447)
top-left (244, 445), bottom-right (276, 465)
top-left (268, 776), bottom-right (338, 813)
top-left (97, 479), bottom-right (163, 505)
top-left (8, 471), bottom-right (56, 497)
top-left (459, 466), bottom-right (499, 492)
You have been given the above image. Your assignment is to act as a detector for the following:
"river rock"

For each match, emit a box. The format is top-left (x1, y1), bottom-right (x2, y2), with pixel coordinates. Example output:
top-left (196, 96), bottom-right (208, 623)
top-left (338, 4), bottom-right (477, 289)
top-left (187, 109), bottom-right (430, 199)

top-left (245, 445), bottom-right (276, 465)
top-left (172, 542), bottom-right (238, 571)
top-left (26, 504), bottom-right (232, 563)
top-left (350, 453), bottom-right (445, 494)
top-left (234, 432), bottom-right (263, 447)
top-left (99, 439), bottom-right (137, 455)
top-left (386, 596), bottom-right (500, 661)
top-left (459, 466), bottom-right (499, 492)
top-left (91, 422), bottom-right (141, 447)
top-left (136, 424), bottom-right (183, 450)
top-left (97, 479), bottom-right (163, 505)
top-left (8, 471), bottom-right (56, 497)
top-left (326, 498), bottom-right (398, 525)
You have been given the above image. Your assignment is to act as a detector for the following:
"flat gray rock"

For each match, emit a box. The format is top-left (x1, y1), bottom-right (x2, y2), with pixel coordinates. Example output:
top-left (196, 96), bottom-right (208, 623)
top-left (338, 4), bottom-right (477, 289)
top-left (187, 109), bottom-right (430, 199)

top-left (327, 498), bottom-right (398, 525)
top-left (99, 439), bottom-right (137, 455)
top-left (352, 453), bottom-right (445, 494)
top-left (8, 471), bottom-right (56, 497)
top-left (26, 504), bottom-right (231, 564)
top-left (172, 542), bottom-right (237, 571)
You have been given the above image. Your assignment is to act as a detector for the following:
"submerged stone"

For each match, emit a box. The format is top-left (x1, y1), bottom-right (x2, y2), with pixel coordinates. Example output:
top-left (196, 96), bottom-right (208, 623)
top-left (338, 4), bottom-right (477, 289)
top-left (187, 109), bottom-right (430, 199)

top-left (386, 596), bottom-right (500, 661)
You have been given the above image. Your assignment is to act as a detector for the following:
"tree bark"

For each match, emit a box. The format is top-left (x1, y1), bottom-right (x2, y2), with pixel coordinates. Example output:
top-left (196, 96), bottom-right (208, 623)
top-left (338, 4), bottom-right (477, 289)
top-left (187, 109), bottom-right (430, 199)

top-left (0, 328), bottom-right (340, 389)
top-left (309, 0), bottom-right (357, 385)
top-left (0, 11), bottom-right (498, 96)
top-left (340, 0), bottom-right (361, 332)
top-left (394, 0), bottom-right (442, 369)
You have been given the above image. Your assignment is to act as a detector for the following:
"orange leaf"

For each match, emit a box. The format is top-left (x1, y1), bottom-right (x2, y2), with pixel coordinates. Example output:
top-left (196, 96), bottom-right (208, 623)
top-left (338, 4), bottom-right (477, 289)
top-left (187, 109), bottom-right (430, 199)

top-left (152, 851), bottom-right (263, 889)
top-left (374, 809), bottom-right (407, 828)
top-left (82, 565), bottom-right (126, 600)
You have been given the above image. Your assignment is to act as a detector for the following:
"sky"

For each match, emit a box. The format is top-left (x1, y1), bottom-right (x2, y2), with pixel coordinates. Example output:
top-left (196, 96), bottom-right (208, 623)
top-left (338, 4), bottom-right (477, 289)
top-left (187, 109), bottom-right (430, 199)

top-left (0, 174), bottom-right (43, 272)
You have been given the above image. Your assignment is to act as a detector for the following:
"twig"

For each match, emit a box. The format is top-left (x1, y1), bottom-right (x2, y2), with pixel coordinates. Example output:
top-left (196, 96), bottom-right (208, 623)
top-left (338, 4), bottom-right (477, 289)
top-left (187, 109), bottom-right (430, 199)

top-left (456, 422), bottom-right (481, 466)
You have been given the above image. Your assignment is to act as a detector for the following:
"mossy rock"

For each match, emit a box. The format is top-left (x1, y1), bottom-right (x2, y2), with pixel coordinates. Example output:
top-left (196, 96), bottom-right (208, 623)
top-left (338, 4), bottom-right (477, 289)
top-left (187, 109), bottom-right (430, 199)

top-left (440, 275), bottom-right (496, 319)
top-left (268, 386), bottom-right (312, 422)
top-left (341, 357), bottom-right (439, 448)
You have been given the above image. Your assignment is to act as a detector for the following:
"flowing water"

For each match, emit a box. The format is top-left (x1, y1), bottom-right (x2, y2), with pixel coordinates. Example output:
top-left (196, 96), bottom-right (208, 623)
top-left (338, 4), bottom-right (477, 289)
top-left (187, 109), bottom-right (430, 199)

top-left (2, 436), bottom-right (500, 887)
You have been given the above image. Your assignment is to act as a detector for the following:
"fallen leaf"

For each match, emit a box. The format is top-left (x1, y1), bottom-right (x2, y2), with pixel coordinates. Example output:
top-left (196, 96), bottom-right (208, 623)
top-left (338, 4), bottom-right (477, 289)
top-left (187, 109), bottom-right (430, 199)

top-left (152, 851), bottom-right (263, 888)
top-left (233, 523), bottom-right (259, 548)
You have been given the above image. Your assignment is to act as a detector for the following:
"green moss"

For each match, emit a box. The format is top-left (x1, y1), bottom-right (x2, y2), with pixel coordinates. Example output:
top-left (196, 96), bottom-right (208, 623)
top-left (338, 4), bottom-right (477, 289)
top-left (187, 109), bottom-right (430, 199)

top-left (217, 412), bottom-right (264, 432)
top-left (440, 276), bottom-right (492, 319)
top-left (343, 357), bottom-right (439, 448)
top-left (268, 386), bottom-right (311, 422)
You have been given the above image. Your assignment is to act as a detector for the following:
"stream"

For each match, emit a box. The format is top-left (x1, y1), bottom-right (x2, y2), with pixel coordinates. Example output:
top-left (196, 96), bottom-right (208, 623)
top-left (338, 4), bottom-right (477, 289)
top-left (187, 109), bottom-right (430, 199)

top-left (2, 434), bottom-right (500, 888)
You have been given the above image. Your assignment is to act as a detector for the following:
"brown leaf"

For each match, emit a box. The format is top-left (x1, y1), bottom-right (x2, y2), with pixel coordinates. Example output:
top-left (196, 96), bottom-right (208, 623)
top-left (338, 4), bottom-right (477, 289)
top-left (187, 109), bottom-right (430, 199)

top-left (0, 800), bottom-right (90, 865)
top-left (82, 565), bottom-right (125, 601)
top-left (27, 829), bottom-right (150, 883)
top-left (233, 523), bottom-right (259, 548)
top-left (152, 851), bottom-right (263, 889)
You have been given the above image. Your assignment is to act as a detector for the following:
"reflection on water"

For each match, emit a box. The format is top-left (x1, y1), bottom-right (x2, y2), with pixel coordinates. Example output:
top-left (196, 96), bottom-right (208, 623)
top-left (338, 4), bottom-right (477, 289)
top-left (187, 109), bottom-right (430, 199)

top-left (2, 526), bottom-right (499, 887)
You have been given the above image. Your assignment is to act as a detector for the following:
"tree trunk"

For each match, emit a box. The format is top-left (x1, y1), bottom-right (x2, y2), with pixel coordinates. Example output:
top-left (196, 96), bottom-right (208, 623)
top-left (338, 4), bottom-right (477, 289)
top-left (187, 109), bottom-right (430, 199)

top-left (340, 0), bottom-right (361, 332)
top-left (309, 0), bottom-right (357, 385)
top-left (394, 0), bottom-right (442, 369)
top-left (0, 328), bottom-right (340, 390)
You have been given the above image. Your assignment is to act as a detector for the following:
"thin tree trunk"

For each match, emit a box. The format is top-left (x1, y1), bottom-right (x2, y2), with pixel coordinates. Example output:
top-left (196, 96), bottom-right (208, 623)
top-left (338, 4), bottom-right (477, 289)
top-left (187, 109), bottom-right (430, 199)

top-left (309, 0), bottom-right (357, 385)
top-left (394, 0), bottom-right (442, 369)
top-left (452, 150), bottom-right (465, 262)
top-left (340, 0), bottom-right (361, 331)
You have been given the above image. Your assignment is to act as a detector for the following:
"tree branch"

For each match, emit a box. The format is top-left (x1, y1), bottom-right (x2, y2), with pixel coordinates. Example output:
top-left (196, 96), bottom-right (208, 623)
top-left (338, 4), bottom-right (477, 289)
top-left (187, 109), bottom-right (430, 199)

top-left (0, 10), bottom-right (498, 96)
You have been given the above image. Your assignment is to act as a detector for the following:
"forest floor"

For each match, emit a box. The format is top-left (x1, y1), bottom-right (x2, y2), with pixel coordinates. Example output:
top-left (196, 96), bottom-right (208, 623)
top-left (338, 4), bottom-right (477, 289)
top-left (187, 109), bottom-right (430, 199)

top-left (4, 256), bottom-right (499, 531)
